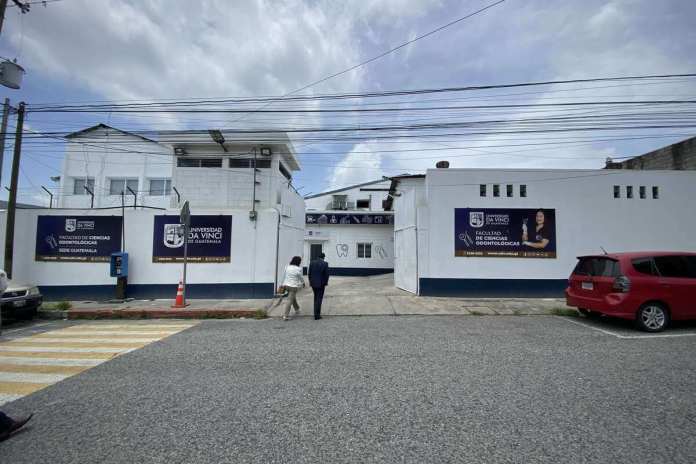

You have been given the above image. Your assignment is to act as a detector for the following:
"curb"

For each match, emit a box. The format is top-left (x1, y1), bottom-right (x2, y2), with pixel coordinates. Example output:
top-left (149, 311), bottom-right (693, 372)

top-left (66, 309), bottom-right (264, 320)
top-left (37, 310), bottom-right (68, 320)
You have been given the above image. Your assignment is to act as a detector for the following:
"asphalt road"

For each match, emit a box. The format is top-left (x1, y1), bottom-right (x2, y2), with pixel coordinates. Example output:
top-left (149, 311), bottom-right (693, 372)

top-left (1, 316), bottom-right (695, 463)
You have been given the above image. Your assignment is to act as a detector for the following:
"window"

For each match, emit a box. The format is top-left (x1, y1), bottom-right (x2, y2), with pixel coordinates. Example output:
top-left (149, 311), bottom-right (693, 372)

top-left (493, 184), bottom-right (500, 197)
top-left (73, 178), bottom-right (94, 195)
top-left (479, 184), bottom-right (487, 197)
top-left (639, 186), bottom-right (646, 199)
top-left (109, 178), bottom-right (138, 195)
top-left (573, 257), bottom-right (620, 277)
top-left (357, 243), bottom-right (372, 258)
top-left (506, 184), bottom-right (513, 197)
top-left (228, 158), bottom-right (271, 168)
top-left (519, 184), bottom-right (527, 198)
top-left (632, 258), bottom-right (659, 276)
top-left (332, 195), bottom-right (348, 210)
top-left (149, 179), bottom-right (172, 196)
top-left (279, 162), bottom-right (292, 181)
top-left (356, 199), bottom-right (370, 209)
top-left (176, 157), bottom-right (222, 168)
top-left (652, 186), bottom-right (659, 199)
top-left (626, 186), bottom-right (633, 199)
top-left (613, 185), bottom-right (620, 198)
top-left (654, 256), bottom-right (691, 278)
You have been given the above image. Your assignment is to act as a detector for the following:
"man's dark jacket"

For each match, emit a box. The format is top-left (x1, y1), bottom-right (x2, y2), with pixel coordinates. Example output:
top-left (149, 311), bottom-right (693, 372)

top-left (308, 259), bottom-right (330, 288)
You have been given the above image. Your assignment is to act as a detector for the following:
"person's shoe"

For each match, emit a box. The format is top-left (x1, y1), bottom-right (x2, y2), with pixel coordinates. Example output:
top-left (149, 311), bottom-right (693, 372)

top-left (314, 316), bottom-right (322, 320)
top-left (282, 316), bottom-right (289, 321)
top-left (0, 414), bottom-right (32, 441)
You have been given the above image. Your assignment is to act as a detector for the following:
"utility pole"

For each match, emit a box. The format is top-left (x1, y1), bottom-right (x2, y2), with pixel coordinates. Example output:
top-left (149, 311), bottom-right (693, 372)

top-left (0, 98), bottom-right (10, 190)
top-left (0, 0), bottom-right (8, 36)
top-left (4, 101), bottom-right (24, 279)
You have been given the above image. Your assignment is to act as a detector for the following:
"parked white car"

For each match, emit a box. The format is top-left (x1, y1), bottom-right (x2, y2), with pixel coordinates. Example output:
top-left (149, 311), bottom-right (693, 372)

top-left (0, 270), bottom-right (43, 320)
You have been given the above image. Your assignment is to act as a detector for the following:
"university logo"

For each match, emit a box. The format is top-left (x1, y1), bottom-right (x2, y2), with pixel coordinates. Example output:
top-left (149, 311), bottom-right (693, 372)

top-left (163, 224), bottom-right (185, 248)
top-left (65, 218), bottom-right (77, 232)
top-left (469, 211), bottom-right (485, 228)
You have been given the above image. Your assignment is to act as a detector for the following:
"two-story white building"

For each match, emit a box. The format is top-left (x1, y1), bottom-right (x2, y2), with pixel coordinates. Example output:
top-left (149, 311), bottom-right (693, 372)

top-left (1, 125), bottom-right (305, 300)
top-left (304, 179), bottom-right (394, 275)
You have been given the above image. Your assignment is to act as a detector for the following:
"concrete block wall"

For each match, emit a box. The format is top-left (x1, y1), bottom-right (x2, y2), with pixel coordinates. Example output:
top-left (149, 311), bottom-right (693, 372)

top-left (615, 136), bottom-right (696, 170)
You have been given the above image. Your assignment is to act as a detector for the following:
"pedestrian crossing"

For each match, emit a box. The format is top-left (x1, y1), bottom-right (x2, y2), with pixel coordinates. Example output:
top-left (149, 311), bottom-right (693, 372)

top-left (0, 322), bottom-right (197, 406)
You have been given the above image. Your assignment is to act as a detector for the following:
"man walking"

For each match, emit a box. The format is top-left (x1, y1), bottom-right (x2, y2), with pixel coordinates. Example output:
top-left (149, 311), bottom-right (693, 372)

top-left (308, 253), bottom-right (330, 320)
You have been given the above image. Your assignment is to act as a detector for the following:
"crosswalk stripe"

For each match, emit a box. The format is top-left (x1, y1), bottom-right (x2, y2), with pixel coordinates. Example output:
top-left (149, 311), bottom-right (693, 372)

top-left (0, 393), bottom-right (22, 404)
top-left (3, 341), bottom-right (148, 349)
top-left (0, 356), bottom-right (106, 366)
top-left (46, 331), bottom-right (183, 337)
top-left (0, 346), bottom-right (134, 354)
top-left (0, 381), bottom-right (50, 396)
top-left (0, 363), bottom-right (88, 375)
top-left (71, 325), bottom-right (195, 331)
top-left (0, 372), bottom-right (69, 384)
top-left (0, 351), bottom-right (117, 359)
top-left (27, 335), bottom-right (164, 342)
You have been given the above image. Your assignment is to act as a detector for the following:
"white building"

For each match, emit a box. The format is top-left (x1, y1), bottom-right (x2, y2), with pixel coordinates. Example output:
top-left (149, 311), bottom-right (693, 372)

top-left (392, 167), bottom-right (696, 297)
top-left (304, 179), bottom-right (394, 275)
top-left (1, 126), bottom-right (305, 300)
top-left (58, 124), bottom-right (173, 209)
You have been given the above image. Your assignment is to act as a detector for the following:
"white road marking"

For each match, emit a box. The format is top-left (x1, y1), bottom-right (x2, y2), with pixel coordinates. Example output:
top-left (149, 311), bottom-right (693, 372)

top-left (0, 372), bottom-right (69, 383)
top-left (16, 337), bottom-right (161, 344)
top-left (0, 393), bottom-right (22, 404)
top-left (560, 317), bottom-right (696, 339)
top-left (0, 322), bottom-right (53, 334)
top-left (0, 346), bottom-right (134, 354)
top-left (0, 356), bottom-right (104, 367)
top-left (51, 331), bottom-right (182, 337)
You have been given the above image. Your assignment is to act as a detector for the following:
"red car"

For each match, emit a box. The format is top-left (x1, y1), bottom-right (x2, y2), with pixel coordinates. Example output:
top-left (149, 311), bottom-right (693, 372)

top-left (565, 252), bottom-right (696, 332)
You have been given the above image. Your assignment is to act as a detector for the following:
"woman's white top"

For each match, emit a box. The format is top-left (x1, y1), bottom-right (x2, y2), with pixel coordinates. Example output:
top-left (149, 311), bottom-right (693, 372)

top-left (282, 265), bottom-right (304, 288)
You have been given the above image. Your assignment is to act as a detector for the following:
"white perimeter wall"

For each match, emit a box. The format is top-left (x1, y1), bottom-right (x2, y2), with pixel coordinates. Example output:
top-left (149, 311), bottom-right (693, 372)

top-left (412, 169), bottom-right (696, 284)
top-left (0, 206), bottom-right (304, 289)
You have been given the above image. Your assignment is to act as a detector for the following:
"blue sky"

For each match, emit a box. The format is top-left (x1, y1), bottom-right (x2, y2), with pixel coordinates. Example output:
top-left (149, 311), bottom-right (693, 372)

top-left (1, 0), bottom-right (695, 204)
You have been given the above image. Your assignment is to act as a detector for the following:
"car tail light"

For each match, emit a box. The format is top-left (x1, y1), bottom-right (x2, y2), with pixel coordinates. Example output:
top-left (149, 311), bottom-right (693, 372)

top-left (613, 275), bottom-right (631, 293)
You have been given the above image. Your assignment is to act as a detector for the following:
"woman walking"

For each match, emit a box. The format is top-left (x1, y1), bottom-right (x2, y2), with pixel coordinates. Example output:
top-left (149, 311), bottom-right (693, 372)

top-left (281, 256), bottom-right (305, 321)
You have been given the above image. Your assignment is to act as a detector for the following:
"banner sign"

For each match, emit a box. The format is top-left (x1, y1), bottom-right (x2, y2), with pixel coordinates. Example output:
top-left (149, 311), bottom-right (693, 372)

top-left (306, 213), bottom-right (393, 226)
top-left (35, 215), bottom-right (122, 262)
top-left (455, 208), bottom-right (557, 258)
top-left (152, 215), bottom-right (232, 263)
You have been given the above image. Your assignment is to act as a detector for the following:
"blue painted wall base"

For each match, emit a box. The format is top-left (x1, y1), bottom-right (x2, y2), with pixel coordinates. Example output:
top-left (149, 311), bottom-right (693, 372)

top-left (39, 282), bottom-right (275, 301)
top-left (419, 278), bottom-right (567, 298)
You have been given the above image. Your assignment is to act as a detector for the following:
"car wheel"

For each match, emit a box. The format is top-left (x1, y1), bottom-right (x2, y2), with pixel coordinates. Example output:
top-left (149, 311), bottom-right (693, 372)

top-left (636, 303), bottom-right (669, 332)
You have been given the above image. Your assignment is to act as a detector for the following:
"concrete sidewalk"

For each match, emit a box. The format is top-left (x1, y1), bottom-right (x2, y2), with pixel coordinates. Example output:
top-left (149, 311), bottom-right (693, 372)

top-left (50, 274), bottom-right (570, 319)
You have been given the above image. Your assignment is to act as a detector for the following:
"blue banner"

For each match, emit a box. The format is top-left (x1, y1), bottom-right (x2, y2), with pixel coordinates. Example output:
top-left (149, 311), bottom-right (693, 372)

top-left (35, 215), bottom-right (122, 262)
top-left (152, 215), bottom-right (232, 263)
top-left (455, 208), bottom-right (556, 258)
top-left (306, 213), bottom-right (393, 226)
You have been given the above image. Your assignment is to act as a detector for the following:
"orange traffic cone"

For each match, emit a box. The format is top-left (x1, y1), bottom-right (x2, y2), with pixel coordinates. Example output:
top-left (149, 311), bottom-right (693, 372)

top-left (171, 280), bottom-right (188, 308)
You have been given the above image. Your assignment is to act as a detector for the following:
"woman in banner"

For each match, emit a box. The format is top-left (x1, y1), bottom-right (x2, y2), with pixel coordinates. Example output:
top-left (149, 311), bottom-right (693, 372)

top-left (522, 209), bottom-right (553, 249)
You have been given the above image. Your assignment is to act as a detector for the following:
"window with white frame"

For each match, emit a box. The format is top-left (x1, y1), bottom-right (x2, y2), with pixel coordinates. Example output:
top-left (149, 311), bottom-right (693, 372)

top-left (109, 178), bottom-right (139, 195)
top-left (149, 179), bottom-right (172, 196)
top-left (73, 178), bottom-right (94, 195)
top-left (357, 242), bottom-right (372, 259)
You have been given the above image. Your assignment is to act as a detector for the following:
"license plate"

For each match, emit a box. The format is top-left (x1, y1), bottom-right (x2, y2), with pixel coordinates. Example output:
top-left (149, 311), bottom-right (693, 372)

top-left (581, 282), bottom-right (594, 291)
top-left (13, 300), bottom-right (26, 307)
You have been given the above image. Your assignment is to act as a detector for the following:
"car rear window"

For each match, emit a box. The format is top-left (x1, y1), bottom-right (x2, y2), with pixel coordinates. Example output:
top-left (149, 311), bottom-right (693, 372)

top-left (654, 255), bottom-right (696, 278)
top-left (574, 257), bottom-right (620, 277)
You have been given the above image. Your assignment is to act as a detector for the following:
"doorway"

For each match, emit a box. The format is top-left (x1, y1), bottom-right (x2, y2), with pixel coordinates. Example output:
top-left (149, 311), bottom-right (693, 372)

top-left (310, 243), bottom-right (324, 261)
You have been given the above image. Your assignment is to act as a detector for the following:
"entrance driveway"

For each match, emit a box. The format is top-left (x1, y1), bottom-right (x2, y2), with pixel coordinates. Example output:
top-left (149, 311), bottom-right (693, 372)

top-left (267, 273), bottom-right (567, 317)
